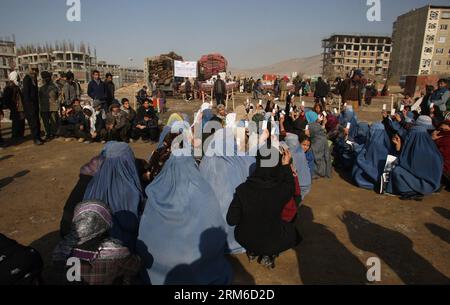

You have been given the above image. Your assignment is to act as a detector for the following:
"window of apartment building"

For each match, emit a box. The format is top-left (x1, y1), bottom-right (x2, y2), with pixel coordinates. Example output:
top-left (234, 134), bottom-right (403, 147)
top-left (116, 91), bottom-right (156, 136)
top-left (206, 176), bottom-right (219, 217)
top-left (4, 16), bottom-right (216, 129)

top-left (442, 12), bottom-right (450, 19)
top-left (354, 52), bottom-right (358, 56)
top-left (429, 23), bottom-right (437, 30)
top-left (362, 52), bottom-right (367, 56)
top-left (426, 35), bottom-right (435, 43)
top-left (354, 45), bottom-right (360, 51)
top-left (447, 60), bottom-right (450, 66)
top-left (435, 60), bottom-right (442, 66)
top-left (362, 59), bottom-right (366, 64)
top-left (430, 11), bottom-right (439, 20)
top-left (440, 24), bottom-right (448, 30)
top-left (438, 37), bottom-right (446, 43)
top-left (424, 47), bottom-right (433, 54)
top-left (347, 51), bottom-right (352, 56)
top-left (353, 60), bottom-right (358, 64)
top-left (436, 48), bottom-right (444, 54)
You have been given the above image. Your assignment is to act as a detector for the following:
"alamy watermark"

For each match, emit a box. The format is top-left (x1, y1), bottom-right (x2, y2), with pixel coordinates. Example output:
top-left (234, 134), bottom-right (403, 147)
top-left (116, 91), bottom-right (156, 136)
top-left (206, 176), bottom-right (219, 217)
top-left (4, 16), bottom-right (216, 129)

top-left (66, 0), bottom-right (81, 22)
top-left (367, 0), bottom-right (381, 22)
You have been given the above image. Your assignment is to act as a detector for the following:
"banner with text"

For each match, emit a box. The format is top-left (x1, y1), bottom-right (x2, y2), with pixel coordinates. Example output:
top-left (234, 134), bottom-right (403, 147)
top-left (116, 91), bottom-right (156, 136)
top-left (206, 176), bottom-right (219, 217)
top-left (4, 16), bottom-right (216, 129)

top-left (174, 61), bottom-right (198, 78)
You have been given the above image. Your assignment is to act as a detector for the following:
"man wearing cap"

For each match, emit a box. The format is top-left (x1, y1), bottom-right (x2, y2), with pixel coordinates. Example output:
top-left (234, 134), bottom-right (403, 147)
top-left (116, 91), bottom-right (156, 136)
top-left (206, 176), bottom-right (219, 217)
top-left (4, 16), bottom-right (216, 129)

top-left (39, 71), bottom-right (60, 140)
top-left (340, 69), bottom-right (364, 112)
top-left (102, 101), bottom-right (130, 143)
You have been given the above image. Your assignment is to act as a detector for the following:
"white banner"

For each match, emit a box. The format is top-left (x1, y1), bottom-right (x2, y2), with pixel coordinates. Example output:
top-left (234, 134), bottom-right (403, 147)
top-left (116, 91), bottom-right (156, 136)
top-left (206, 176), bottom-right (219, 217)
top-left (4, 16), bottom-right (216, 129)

top-left (174, 61), bottom-right (198, 78)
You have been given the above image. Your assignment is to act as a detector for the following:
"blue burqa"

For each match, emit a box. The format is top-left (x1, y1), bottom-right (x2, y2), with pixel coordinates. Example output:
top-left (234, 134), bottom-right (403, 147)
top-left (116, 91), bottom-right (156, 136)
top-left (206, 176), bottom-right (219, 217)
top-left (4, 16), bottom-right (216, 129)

top-left (339, 109), bottom-right (359, 139)
top-left (199, 129), bottom-right (256, 254)
top-left (387, 126), bottom-right (443, 195)
top-left (137, 154), bottom-right (232, 285)
top-left (83, 142), bottom-right (143, 251)
top-left (284, 133), bottom-right (312, 199)
top-left (352, 123), bottom-right (393, 190)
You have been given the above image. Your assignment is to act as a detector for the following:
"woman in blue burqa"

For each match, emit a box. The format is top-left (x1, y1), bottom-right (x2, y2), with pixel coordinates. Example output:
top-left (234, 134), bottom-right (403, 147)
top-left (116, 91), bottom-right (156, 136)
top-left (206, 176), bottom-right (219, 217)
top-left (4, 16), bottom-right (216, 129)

top-left (137, 131), bottom-right (232, 285)
top-left (306, 111), bottom-right (332, 178)
top-left (83, 142), bottom-right (144, 251)
top-left (284, 133), bottom-right (312, 199)
top-left (352, 123), bottom-right (394, 190)
top-left (386, 116), bottom-right (443, 201)
top-left (199, 128), bottom-right (256, 254)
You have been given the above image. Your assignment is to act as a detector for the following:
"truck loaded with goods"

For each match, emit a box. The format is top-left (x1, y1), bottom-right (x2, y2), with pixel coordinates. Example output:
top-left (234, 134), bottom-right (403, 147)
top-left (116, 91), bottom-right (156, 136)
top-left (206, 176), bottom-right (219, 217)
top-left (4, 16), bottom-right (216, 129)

top-left (197, 53), bottom-right (228, 81)
top-left (144, 52), bottom-right (184, 95)
top-left (145, 52), bottom-right (231, 96)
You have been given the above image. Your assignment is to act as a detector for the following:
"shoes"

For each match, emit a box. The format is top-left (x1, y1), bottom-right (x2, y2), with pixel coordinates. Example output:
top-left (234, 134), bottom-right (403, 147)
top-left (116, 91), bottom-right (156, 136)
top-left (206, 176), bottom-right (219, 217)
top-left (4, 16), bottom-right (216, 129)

top-left (399, 193), bottom-right (424, 202)
top-left (34, 139), bottom-right (44, 146)
top-left (78, 138), bottom-right (85, 143)
top-left (65, 138), bottom-right (73, 142)
top-left (247, 252), bottom-right (258, 263)
top-left (259, 256), bottom-right (276, 269)
top-left (101, 140), bottom-right (106, 144)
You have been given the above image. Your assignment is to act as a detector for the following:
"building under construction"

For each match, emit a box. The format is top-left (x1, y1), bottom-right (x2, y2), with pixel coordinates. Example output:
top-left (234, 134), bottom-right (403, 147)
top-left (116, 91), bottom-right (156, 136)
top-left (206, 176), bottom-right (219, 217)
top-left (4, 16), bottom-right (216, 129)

top-left (0, 37), bottom-right (17, 87)
top-left (322, 33), bottom-right (392, 80)
top-left (16, 42), bottom-right (96, 84)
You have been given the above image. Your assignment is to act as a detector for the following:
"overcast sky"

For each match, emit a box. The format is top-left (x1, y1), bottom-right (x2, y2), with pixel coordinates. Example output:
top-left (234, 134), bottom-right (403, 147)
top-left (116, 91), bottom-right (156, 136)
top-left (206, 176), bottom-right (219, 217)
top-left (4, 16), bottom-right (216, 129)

top-left (1, 0), bottom-right (449, 68)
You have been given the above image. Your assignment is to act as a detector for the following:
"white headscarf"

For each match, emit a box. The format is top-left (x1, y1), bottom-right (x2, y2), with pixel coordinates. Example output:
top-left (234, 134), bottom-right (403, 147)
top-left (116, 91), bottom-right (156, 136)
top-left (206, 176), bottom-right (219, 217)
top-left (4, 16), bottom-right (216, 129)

top-left (9, 71), bottom-right (19, 86)
top-left (83, 105), bottom-right (97, 134)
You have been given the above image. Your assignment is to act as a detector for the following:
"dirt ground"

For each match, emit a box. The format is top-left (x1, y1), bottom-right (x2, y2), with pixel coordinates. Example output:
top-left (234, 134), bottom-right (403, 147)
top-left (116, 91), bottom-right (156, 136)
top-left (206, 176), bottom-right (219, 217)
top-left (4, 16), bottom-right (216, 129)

top-left (0, 93), bottom-right (449, 285)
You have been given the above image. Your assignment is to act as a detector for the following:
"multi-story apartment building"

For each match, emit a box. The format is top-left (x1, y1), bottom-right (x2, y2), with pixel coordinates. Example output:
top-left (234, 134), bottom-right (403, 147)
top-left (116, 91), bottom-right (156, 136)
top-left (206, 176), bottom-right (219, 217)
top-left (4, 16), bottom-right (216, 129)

top-left (322, 33), bottom-right (392, 80)
top-left (390, 5), bottom-right (450, 80)
top-left (119, 67), bottom-right (144, 84)
top-left (0, 38), bottom-right (17, 87)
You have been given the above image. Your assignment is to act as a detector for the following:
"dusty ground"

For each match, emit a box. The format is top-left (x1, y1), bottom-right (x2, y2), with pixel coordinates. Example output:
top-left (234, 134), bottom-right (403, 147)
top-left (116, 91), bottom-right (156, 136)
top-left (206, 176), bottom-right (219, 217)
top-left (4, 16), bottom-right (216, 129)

top-left (1, 93), bottom-right (449, 285)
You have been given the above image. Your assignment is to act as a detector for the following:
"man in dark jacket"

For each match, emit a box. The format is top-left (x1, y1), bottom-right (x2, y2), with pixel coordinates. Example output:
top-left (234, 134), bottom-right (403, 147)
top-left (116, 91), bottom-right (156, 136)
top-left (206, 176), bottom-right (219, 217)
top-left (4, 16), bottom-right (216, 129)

top-left (2, 72), bottom-right (25, 141)
top-left (87, 70), bottom-right (106, 105)
top-left (214, 75), bottom-right (226, 106)
top-left (105, 73), bottom-right (116, 108)
top-left (185, 78), bottom-right (193, 101)
top-left (136, 99), bottom-right (157, 122)
top-left (340, 70), bottom-right (364, 111)
top-left (23, 68), bottom-right (44, 145)
top-left (39, 71), bottom-right (60, 140)
top-left (314, 77), bottom-right (330, 107)
top-left (132, 112), bottom-right (159, 143)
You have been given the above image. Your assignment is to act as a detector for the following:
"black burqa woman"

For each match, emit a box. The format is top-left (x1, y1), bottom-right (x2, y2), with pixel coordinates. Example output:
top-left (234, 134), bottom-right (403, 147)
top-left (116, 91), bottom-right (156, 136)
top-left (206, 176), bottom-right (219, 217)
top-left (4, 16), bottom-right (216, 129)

top-left (227, 139), bottom-right (302, 268)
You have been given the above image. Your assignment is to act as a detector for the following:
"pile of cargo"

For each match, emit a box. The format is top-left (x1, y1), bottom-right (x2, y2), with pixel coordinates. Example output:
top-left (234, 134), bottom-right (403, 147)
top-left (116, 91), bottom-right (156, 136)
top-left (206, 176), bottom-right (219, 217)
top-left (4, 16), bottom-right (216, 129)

top-left (198, 53), bottom-right (228, 81)
top-left (145, 52), bottom-right (183, 86)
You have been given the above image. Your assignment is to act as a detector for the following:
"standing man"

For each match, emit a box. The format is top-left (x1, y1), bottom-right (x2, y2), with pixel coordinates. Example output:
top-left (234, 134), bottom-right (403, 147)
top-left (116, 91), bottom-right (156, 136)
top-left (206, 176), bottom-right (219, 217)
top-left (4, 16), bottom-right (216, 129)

top-left (63, 71), bottom-right (81, 106)
top-left (214, 75), bottom-right (226, 106)
top-left (430, 79), bottom-right (449, 113)
top-left (23, 67), bottom-right (44, 145)
top-left (105, 73), bottom-right (116, 108)
top-left (280, 77), bottom-right (288, 102)
top-left (314, 77), bottom-right (330, 107)
top-left (185, 78), bottom-right (193, 101)
top-left (3, 71), bottom-right (25, 142)
top-left (88, 70), bottom-right (106, 107)
top-left (340, 69), bottom-right (364, 112)
top-left (39, 71), bottom-right (60, 141)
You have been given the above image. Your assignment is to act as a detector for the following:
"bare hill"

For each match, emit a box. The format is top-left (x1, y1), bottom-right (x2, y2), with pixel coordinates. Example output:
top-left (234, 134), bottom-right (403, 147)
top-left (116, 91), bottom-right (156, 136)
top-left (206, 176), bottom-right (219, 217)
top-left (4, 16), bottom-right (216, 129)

top-left (231, 54), bottom-right (322, 77)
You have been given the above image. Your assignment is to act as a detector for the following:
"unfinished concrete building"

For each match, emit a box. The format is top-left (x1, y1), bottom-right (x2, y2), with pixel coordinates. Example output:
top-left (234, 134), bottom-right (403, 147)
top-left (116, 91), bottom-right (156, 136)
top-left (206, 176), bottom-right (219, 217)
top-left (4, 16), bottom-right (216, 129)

top-left (0, 38), bottom-right (17, 87)
top-left (322, 33), bottom-right (392, 81)
top-left (17, 42), bottom-right (96, 83)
